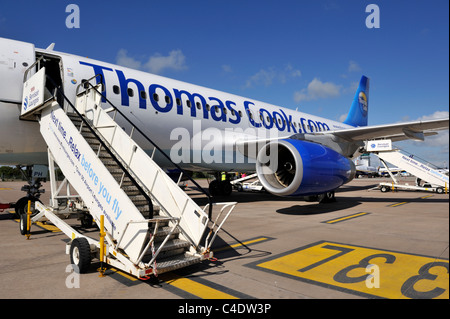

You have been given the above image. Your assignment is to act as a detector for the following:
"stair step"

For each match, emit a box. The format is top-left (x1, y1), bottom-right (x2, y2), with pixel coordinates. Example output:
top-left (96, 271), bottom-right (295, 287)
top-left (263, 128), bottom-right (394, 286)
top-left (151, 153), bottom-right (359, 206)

top-left (135, 204), bottom-right (152, 216)
top-left (101, 160), bottom-right (120, 168)
top-left (153, 225), bottom-right (181, 239)
top-left (141, 237), bottom-right (190, 261)
top-left (80, 130), bottom-right (97, 139)
top-left (122, 186), bottom-right (140, 196)
top-left (130, 197), bottom-right (149, 206)
top-left (83, 136), bottom-right (101, 146)
top-left (155, 238), bottom-right (190, 252)
top-left (150, 254), bottom-right (203, 275)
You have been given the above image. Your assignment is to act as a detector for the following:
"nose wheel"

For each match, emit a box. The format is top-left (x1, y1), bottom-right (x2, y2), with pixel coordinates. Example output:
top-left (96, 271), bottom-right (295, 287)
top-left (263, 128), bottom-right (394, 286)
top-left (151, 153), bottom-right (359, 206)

top-left (209, 180), bottom-right (232, 196)
top-left (318, 191), bottom-right (336, 203)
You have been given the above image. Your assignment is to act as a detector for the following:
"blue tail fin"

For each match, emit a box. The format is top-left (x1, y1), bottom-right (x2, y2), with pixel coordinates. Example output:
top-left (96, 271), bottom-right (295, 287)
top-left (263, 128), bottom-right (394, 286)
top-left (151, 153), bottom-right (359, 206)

top-left (343, 76), bottom-right (369, 127)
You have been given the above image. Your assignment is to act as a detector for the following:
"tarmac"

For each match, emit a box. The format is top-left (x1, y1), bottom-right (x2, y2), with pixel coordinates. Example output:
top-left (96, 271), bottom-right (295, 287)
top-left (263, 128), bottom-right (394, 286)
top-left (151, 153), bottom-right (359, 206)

top-left (0, 177), bottom-right (448, 301)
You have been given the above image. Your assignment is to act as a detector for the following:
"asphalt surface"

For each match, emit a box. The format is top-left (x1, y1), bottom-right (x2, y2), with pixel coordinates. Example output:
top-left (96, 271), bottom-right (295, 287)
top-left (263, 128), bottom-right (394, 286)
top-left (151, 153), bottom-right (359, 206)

top-left (0, 177), bottom-right (448, 301)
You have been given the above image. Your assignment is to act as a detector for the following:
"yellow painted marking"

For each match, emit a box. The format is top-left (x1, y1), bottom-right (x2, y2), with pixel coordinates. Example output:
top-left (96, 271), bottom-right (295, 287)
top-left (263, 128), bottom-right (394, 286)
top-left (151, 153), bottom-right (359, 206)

top-left (324, 212), bottom-right (369, 224)
top-left (110, 237), bottom-right (269, 298)
top-left (13, 214), bottom-right (61, 233)
top-left (0, 187), bottom-right (12, 190)
top-left (420, 195), bottom-right (434, 199)
top-left (35, 221), bottom-right (61, 232)
top-left (163, 273), bottom-right (238, 299)
top-left (109, 268), bottom-right (138, 282)
top-left (389, 202), bottom-right (408, 207)
top-left (213, 237), bottom-right (269, 253)
top-left (110, 268), bottom-right (240, 299)
top-left (256, 241), bottom-right (449, 299)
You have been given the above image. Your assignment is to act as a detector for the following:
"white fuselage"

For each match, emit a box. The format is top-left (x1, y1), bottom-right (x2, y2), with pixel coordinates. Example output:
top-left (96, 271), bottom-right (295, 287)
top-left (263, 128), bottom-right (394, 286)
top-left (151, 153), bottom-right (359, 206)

top-left (0, 40), bottom-right (353, 170)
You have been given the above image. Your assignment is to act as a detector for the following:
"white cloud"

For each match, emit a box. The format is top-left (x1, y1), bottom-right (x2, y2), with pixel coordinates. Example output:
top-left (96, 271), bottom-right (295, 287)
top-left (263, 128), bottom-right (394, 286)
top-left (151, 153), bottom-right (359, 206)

top-left (222, 65), bottom-right (232, 73)
top-left (285, 64), bottom-right (302, 78)
top-left (145, 50), bottom-right (187, 74)
top-left (294, 78), bottom-right (342, 102)
top-left (244, 64), bottom-right (301, 88)
top-left (245, 68), bottom-right (277, 88)
top-left (416, 111), bottom-right (449, 148)
top-left (416, 110), bottom-right (449, 121)
top-left (116, 49), bottom-right (142, 70)
top-left (348, 60), bottom-right (362, 73)
top-left (338, 113), bottom-right (347, 122)
top-left (397, 110), bottom-right (449, 167)
top-left (116, 49), bottom-right (187, 74)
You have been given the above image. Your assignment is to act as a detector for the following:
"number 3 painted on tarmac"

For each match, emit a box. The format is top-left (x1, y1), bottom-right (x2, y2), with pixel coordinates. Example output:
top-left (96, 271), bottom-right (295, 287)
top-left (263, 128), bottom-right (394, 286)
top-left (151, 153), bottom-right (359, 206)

top-left (333, 253), bottom-right (396, 284)
top-left (401, 262), bottom-right (449, 299)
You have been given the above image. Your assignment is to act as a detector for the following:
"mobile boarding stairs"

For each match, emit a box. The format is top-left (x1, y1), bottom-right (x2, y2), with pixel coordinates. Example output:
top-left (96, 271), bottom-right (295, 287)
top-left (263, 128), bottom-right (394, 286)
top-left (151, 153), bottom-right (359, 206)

top-left (19, 63), bottom-right (236, 278)
top-left (365, 140), bottom-right (449, 194)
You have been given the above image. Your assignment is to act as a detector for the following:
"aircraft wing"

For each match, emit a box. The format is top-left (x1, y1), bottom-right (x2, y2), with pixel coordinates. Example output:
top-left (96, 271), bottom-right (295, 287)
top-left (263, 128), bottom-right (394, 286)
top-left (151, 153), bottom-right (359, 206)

top-left (321, 118), bottom-right (449, 142)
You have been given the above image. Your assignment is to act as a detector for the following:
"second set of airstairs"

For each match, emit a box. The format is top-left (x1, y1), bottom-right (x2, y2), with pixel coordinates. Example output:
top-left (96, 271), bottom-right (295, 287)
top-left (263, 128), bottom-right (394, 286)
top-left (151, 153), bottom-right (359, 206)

top-left (19, 62), bottom-right (236, 278)
top-left (365, 140), bottom-right (449, 194)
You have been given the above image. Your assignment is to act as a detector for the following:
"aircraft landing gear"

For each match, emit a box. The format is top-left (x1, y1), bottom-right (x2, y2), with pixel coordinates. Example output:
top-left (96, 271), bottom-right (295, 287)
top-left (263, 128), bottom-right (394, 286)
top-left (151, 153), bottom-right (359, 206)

top-left (318, 191), bottom-right (336, 203)
top-left (14, 165), bottom-right (46, 217)
top-left (305, 191), bottom-right (336, 203)
top-left (209, 172), bottom-right (232, 196)
top-left (209, 180), bottom-right (233, 196)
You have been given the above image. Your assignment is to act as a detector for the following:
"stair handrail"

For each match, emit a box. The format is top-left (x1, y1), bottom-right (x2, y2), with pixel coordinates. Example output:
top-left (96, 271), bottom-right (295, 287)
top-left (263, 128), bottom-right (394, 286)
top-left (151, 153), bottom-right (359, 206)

top-left (44, 75), bottom-right (155, 218)
top-left (392, 144), bottom-right (444, 171)
top-left (203, 202), bottom-right (237, 253)
top-left (77, 74), bottom-right (214, 219)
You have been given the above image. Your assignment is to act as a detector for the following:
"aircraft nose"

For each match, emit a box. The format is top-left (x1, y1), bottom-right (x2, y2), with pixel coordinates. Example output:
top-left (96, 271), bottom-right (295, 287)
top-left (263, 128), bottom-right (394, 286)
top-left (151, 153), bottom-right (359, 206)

top-left (0, 37), bottom-right (35, 104)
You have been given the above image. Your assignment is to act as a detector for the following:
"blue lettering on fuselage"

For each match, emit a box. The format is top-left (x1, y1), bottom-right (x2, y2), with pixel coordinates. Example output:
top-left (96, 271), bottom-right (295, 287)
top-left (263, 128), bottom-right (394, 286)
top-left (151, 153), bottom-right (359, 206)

top-left (79, 61), bottom-right (331, 133)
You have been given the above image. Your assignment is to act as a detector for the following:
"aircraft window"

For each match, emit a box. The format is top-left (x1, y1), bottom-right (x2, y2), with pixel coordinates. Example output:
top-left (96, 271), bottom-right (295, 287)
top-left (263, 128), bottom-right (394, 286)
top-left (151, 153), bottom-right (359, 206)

top-left (176, 98), bottom-right (181, 106)
top-left (153, 93), bottom-right (159, 102)
top-left (140, 91), bottom-right (147, 99)
top-left (278, 118), bottom-right (281, 125)
top-left (238, 110), bottom-right (242, 117)
top-left (249, 112), bottom-right (253, 120)
top-left (223, 107), bottom-right (227, 114)
top-left (294, 122), bottom-right (297, 128)
top-left (206, 104), bottom-right (210, 111)
top-left (260, 114), bottom-right (263, 121)
top-left (231, 109), bottom-right (235, 116)
top-left (127, 88), bottom-right (134, 97)
top-left (113, 85), bottom-right (120, 94)
top-left (196, 102), bottom-right (202, 110)
top-left (165, 96), bottom-right (171, 104)
top-left (215, 106), bottom-right (219, 113)
top-left (186, 100), bottom-right (191, 108)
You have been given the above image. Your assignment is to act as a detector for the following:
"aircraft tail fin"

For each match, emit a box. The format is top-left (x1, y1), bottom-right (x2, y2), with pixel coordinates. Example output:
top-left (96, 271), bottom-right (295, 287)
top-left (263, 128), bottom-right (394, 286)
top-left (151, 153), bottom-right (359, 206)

top-left (343, 75), bottom-right (369, 127)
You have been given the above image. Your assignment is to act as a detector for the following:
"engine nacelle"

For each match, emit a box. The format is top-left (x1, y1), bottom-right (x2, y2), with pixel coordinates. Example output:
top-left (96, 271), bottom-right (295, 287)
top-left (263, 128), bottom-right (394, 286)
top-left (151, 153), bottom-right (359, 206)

top-left (256, 139), bottom-right (356, 196)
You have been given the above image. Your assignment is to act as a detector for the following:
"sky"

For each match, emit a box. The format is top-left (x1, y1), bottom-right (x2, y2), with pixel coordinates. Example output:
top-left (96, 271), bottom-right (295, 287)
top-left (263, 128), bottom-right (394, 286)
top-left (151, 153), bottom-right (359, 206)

top-left (1, 0), bottom-right (448, 166)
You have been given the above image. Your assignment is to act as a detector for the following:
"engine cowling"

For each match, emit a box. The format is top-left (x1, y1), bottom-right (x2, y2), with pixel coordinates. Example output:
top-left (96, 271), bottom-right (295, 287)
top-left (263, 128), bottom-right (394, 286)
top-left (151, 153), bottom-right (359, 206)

top-left (256, 139), bottom-right (356, 196)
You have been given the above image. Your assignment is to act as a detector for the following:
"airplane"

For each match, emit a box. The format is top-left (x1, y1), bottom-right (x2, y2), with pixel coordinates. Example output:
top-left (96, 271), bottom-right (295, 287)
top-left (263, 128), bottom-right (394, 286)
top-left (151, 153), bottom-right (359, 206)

top-left (1, 37), bottom-right (449, 213)
top-left (353, 154), bottom-right (380, 178)
top-left (378, 166), bottom-right (406, 177)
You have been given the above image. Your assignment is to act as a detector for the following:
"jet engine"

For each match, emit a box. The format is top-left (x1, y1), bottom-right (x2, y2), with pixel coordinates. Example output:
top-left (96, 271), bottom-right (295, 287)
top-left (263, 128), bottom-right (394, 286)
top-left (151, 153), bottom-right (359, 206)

top-left (256, 139), bottom-right (356, 196)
